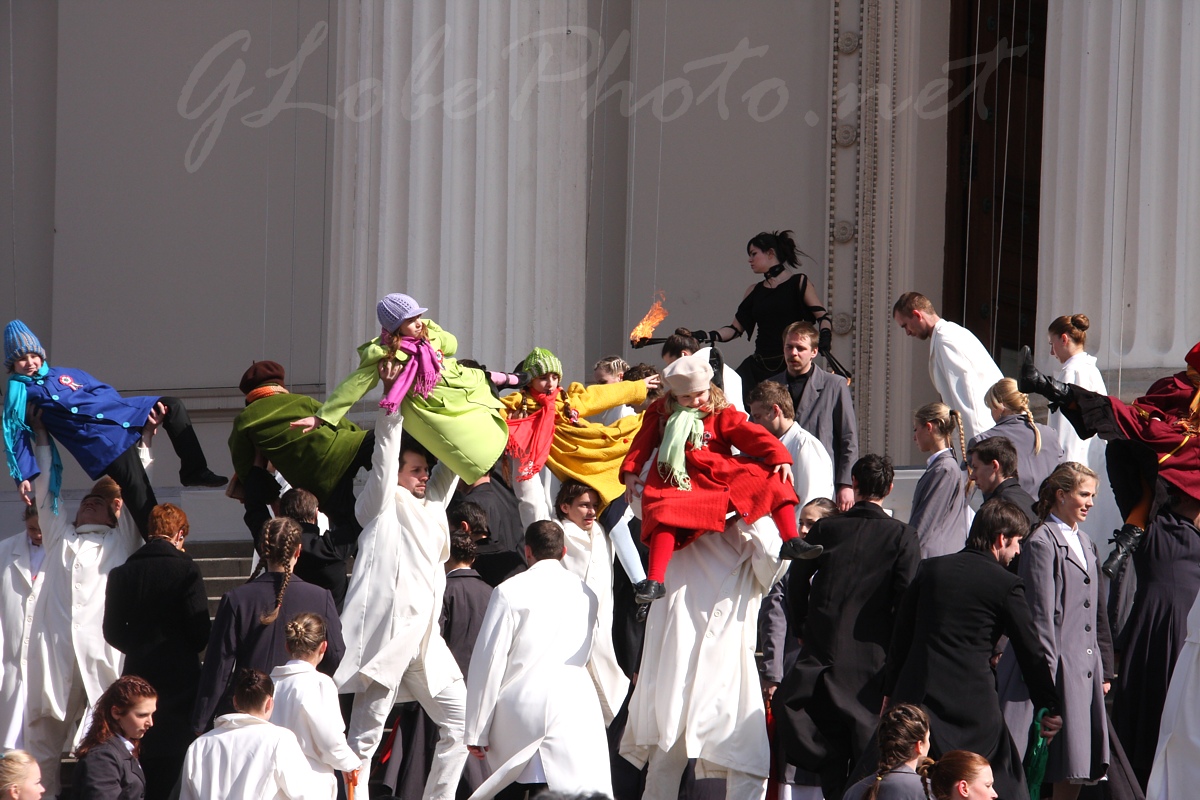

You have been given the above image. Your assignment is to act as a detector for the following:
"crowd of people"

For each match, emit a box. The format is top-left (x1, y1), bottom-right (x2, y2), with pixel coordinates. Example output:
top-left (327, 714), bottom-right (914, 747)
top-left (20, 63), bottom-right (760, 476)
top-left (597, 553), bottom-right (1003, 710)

top-left (2, 230), bottom-right (1199, 800)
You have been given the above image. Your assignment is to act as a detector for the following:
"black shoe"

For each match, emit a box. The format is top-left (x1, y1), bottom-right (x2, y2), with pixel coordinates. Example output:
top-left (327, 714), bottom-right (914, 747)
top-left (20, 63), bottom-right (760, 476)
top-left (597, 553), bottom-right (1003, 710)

top-left (181, 468), bottom-right (230, 489)
top-left (779, 538), bottom-right (824, 560)
top-left (634, 579), bottom-right (666, 605)
top-left (636, 603), bottom-right (651, 623)
top-left (1017, 346), bottom-right (1074, 408)
top-left (1102, 523), bottom-right (1145, 580)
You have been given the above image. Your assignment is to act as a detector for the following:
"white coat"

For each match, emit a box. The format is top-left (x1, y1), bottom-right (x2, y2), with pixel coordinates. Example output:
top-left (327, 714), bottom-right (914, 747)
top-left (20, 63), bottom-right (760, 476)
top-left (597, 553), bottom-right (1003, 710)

top-left (1050, 352), bottom-right (1121, 538)
top-left (270, 661), bottom-right (360, 799)
top-left (560, 518), bottom-right (630, 723)
top-left (1147, 589), bottom-right (1200, 800)
top-left (464, 558), bottom-right (611, 799)
top-left (181, 712), bottom-right (320, 800)
top-left (26, 445), bottom-right (140, 726)
top-left (778, 421), bottom-right (835, 507)
top-left (928, 318), bottom-right (1003, 442)
top-left (621, 515), bottom-right (788, 780)
top-left (335, 411), bottom-right (461, 698)
top-left (510, 474), bottom-right (629, 722)
top-left (0, 530), bottom-right (44, 747)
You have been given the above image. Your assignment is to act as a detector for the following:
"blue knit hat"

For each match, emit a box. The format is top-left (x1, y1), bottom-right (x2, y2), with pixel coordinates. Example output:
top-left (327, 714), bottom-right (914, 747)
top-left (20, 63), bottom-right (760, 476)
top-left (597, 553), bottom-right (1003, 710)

top-left (377, 293), bottom-right (428, 333)
top-left (4, 320), bottom-right (45, 370)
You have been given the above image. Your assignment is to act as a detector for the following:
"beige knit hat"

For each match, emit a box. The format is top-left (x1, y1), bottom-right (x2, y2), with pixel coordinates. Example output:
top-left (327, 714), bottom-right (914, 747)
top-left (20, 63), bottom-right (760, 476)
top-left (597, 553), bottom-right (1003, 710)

top-left (662, 353), bottom-right (714, 395)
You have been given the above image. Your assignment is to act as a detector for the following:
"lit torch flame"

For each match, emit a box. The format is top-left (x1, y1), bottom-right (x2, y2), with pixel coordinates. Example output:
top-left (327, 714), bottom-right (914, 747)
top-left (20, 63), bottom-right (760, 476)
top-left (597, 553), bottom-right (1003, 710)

top-left (629, 291), bottom-right (670, 344)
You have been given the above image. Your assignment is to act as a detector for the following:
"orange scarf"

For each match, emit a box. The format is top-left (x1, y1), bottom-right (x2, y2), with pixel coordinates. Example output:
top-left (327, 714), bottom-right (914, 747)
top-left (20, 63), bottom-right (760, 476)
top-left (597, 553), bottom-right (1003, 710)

top-left (245, 385), bottom-right (288, 405)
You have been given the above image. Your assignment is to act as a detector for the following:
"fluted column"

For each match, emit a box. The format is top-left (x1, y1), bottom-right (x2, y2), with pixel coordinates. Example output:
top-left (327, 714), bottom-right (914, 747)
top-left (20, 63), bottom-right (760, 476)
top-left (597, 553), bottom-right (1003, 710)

top-left (327, 0), bottom-right (589, 390)
top-left (1038, 0), bottom-right (1200, 391)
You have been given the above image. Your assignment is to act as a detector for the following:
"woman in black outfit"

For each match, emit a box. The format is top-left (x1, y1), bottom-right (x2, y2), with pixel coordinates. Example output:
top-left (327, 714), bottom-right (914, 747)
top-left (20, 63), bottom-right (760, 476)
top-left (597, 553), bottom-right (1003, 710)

top-left (699, 230), bottom-right (832, 400)
top-left (74, 676), bottom-right (157, 800)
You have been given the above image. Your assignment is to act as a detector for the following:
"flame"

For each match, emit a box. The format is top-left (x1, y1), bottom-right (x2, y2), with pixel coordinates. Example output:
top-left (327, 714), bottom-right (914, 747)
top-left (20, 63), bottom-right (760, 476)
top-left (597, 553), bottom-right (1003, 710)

top-left (630, 291), bottom-right (670, 343)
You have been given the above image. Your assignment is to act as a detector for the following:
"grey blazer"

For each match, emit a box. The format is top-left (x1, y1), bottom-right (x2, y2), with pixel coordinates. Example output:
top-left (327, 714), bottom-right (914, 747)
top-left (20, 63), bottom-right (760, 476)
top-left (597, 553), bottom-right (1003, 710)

top-left (969, 414), bottom-right (1065, 499)
top-left (769, 366), bottom-right (859, 487)
top-left (908, 449), bottom-right (969, 559)
top-left (74, 734), bottom-right (146, 800)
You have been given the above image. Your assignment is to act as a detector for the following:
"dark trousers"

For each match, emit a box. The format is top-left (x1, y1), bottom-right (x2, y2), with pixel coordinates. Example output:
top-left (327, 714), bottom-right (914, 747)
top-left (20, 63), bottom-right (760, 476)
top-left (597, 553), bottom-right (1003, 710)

top-left (494, 782), bottom-right (547, 800)
top-left (103, 396), bottom-right (209, 537)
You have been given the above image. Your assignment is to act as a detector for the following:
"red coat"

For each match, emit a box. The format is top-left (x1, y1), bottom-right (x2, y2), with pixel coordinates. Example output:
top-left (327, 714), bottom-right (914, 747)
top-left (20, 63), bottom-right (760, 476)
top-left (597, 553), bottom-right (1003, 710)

top-left (1106, 371), bottom-right (1200, 500)
top-left (620, 397), bottom-right (795, 545)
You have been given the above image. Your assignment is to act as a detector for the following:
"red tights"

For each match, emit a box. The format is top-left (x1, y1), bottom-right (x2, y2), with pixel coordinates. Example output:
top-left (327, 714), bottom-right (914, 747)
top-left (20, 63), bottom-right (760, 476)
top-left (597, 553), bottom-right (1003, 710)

top-left (645, 503), bottom-right (799, 583)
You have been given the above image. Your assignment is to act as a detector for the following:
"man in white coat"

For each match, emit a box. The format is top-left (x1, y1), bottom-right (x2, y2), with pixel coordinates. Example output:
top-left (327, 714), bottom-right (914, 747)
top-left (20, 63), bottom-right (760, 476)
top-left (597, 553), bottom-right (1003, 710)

top-left (0, 506), bottom-right (45, 749)
top-left (23, 419), bottom-right (142, 796)
top-left (334, 361), bottom-right (467, 800)
top-left (621, 511), bottom-right (789, 800)
top-left (464, 519), bottom-right (612, 800)
top-left (893, 291), bottom-right (1003, 442)
top-left (747, 380), bottom-right (836, 508)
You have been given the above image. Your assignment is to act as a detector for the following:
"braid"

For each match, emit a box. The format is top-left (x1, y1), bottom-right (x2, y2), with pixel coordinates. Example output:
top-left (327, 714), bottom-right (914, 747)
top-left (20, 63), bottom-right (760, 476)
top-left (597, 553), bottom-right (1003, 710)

top-left (951, 410), bottom-right (966, 461)
top-left (246, 521), bottom-right (269, 584)
top-left (1023, 408), bottom-right (1042, 454)
top-left (257, 517), bottom-right (303, 625)
top-left (864, 703), bottom-right (930, 800)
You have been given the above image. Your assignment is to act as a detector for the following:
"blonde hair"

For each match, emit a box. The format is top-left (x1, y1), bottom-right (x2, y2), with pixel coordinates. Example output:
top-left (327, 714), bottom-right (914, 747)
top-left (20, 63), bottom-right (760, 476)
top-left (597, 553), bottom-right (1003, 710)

top-left (0, 749), bottom-right (36, 792)
top-left (592, 355), bottom-right (629, 379)
top-left (985, 378), bottom-right (1042, 454)
top-left (913, 402), bottom-right (966, 459)
top-left (285, 612), bottom-right (327, 657)
top-left (1034, 461), bottom-right (1099, 524)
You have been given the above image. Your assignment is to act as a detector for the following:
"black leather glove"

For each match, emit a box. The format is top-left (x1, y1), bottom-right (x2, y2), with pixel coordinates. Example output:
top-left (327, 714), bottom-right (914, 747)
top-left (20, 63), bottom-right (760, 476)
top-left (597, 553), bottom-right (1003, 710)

top-left (818, 328), bottom-right (832, 354)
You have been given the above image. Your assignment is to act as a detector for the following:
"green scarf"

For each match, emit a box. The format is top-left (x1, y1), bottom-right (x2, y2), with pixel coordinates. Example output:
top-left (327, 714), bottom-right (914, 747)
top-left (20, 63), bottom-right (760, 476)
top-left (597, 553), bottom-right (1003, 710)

top-left (658, 403), bottom-right (706, 490)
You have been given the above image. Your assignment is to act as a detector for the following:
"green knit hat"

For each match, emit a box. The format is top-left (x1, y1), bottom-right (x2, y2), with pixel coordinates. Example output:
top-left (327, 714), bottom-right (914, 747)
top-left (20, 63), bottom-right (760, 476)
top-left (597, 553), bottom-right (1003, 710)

top-left (522, 347), bottom-right (562, 378)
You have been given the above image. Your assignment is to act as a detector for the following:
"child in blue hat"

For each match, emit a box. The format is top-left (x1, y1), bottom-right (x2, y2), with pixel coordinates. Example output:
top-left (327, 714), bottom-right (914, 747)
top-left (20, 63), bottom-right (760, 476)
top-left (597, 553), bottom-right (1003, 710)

top-left (3, 320), bottom-right (227, 536)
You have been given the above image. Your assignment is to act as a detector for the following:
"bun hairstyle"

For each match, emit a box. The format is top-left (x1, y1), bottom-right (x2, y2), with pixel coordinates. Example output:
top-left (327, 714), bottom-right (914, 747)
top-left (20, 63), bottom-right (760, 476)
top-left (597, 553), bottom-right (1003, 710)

top-left (864, 703), bottom-right (932, 800)
top-left (75, 675), bottom-right (158, 758)
top-left (661, 328), bottom-right (701, 360)
top-left (1034, 461), bottom-right (1099, 524)
top-left (927, 750), bottom-right (992, 800)
top-left (985, 378), bottom-right (1042, 454)
top-left (746, 229), bottom-right (809, 267)
top-left (232, 668), bottom-right (274, 714)
top-left (285, 612), bottom-right (327, 658)
top-left (0, 748), bottom-right (37, 791)
top-left (248, 517), bottom-right (304, 624)
top-left (913, 402), bottom-right (966, 459)
top-left (1048, 313), bottom-right (1090, 347)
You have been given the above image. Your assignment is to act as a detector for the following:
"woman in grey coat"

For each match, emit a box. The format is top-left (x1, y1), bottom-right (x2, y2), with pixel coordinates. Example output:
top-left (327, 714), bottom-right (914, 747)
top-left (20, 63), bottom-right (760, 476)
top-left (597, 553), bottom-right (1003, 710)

top-left (968, 378), bottom-right (1065, 499)
top-left (998, 462), bottom-right (1109, 800)
top-left (909, 403), bottom-right (969, 559)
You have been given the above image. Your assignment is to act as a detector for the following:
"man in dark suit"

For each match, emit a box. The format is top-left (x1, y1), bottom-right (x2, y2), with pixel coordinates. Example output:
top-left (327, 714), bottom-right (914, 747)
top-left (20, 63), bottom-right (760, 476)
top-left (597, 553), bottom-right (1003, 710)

top-left (969, 436), bottom-right (1039, 525)
top-left (884, 498), bottom-right (1063, 800)
top-left (769, 322), bottom-right (859, 510)
top-left (450, 500), bottom-right (526, 588)
top-left (773, 455), bottom-right (920, 800)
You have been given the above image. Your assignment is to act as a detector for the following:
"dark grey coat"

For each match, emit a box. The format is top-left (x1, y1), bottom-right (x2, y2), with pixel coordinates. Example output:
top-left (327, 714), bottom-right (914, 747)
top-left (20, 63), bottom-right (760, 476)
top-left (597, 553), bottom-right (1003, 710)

top-left (908, 449), bottom-right (969, 558)
top-left (998, 519), bottom-right (1110, 783)
top-left (769, 366), bottom-right (859, 487)
top-left (74, 735), bottom-right (146, 800)
top-left (969, 414), bottom-right (1065, 499)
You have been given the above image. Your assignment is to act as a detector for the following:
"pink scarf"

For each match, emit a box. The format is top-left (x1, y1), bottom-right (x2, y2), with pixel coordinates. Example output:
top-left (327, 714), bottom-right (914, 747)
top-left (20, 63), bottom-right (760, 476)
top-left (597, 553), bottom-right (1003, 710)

top-left (379, 335), bottom-right (442, 414)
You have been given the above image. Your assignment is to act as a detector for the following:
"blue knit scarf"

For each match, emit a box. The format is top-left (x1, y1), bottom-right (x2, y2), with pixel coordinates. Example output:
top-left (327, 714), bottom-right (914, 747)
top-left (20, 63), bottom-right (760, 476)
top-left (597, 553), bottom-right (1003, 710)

top-left (4, 364), bottom-right (63, 513)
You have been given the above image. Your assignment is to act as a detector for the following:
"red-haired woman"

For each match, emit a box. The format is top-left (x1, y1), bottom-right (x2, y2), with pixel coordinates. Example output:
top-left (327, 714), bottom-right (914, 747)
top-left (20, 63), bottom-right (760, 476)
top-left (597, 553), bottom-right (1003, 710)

top-left (73, 676), bottom-right (158, 800)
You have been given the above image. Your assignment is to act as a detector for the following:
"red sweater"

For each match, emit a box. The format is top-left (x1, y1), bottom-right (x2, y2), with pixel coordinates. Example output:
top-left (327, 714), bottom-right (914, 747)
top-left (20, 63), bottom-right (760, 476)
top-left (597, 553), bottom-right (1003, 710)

top-left (620, 397), bottom-right (796, 544)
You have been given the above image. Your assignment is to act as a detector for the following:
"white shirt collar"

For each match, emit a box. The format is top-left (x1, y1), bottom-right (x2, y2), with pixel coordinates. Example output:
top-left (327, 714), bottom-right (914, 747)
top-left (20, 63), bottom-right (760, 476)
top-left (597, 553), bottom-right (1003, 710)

top-left (117, 734), bottom-right (134, 754)
top-left (925, 447), bottom-right (951, 468)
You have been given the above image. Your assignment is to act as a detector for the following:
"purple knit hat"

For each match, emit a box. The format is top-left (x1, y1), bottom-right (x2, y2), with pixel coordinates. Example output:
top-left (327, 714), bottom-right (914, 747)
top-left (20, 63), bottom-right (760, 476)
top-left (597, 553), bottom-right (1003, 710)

top-left (377, 294), bottom-right (428, 333)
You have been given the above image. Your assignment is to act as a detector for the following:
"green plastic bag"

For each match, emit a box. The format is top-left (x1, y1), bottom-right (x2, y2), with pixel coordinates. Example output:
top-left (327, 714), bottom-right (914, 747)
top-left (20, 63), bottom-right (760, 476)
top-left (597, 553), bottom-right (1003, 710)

top-left (1025, 708), bottom-right (1050, 800)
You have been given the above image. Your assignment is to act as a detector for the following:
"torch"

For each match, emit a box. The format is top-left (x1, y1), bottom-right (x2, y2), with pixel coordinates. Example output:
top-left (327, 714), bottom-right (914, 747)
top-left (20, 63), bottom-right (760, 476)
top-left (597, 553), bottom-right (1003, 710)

top-left (629, 291), bottom-right (670, 349)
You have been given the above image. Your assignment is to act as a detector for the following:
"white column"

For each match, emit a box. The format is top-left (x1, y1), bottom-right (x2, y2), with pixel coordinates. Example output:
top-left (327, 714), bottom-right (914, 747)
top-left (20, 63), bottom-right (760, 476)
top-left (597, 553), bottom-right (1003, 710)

top-left (327, 0), bottom-right (589, 391)
top-left (1038, 0), bottom-right (1200, 392)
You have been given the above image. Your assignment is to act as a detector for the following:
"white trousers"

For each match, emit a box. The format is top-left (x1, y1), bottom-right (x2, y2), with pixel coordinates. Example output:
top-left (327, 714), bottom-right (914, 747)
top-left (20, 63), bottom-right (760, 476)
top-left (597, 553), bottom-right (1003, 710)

top-left (24, 664), bottom-right (89, 798)
top-left (349, 667), bottom-right (468, 800)
top-left (643, 740), bottom-right (768, 800)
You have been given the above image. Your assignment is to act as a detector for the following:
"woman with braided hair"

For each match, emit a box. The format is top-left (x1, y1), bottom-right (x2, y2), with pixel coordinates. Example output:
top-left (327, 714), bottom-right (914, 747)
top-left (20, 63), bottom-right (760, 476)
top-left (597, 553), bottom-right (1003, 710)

top-left (967, 378), bottom-right (1065, 500)
top-left (909, 403), bottom-right (970, 559)
top-left (190, 518), bottom-right (345, 734)
top-left (842, 704), bottom-right (933, 800)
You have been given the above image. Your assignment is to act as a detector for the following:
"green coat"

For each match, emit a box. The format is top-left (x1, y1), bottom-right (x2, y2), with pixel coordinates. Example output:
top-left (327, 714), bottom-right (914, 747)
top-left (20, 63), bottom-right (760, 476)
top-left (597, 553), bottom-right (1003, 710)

top-left (229, 392), bottom-right (368, 502)
top-left (316, 320), bottom-right (507, 483)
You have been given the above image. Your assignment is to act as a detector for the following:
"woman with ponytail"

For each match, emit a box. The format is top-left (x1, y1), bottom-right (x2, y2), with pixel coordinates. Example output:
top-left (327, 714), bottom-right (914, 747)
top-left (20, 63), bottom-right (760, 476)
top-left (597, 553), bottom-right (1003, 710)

top-left (698, 230), bottom-right (834, 400)
top-left (909, 403), bottom-right (969, 558)
top-left (74, 676), bottom-right (158, 800)
top-left (842, 704), bottom-right (933, 799)
top-left (926, 750), bottom-right (996, 799)
top-left (997, 463), bottom-right (1110, 800)
top-left (968, 378), bottom-right (1065, 499)
top-left (190, 518), bottom-right (345, 734)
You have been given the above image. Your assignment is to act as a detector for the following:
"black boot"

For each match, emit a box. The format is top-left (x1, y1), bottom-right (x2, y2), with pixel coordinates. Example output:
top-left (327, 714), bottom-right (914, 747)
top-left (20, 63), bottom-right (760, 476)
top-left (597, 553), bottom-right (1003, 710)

top-left (1017, 346), bottom-right (1074, 409)
top-left (779, 538), bottom-right (824, 560)
top-left (1102, 523), bottom-right (1145, 579)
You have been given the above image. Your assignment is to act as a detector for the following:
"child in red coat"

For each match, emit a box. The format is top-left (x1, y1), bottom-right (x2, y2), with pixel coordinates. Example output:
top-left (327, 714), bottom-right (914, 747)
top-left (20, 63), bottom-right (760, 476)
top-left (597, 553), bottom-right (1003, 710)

top-left (620, 353), bottom-right (822, 604)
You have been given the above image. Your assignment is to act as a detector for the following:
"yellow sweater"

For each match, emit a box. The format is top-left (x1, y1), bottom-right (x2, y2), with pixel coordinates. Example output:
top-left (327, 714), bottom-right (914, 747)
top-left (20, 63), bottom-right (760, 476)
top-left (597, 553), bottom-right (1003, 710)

top-left (501, 380), bottom-right (648, 505)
